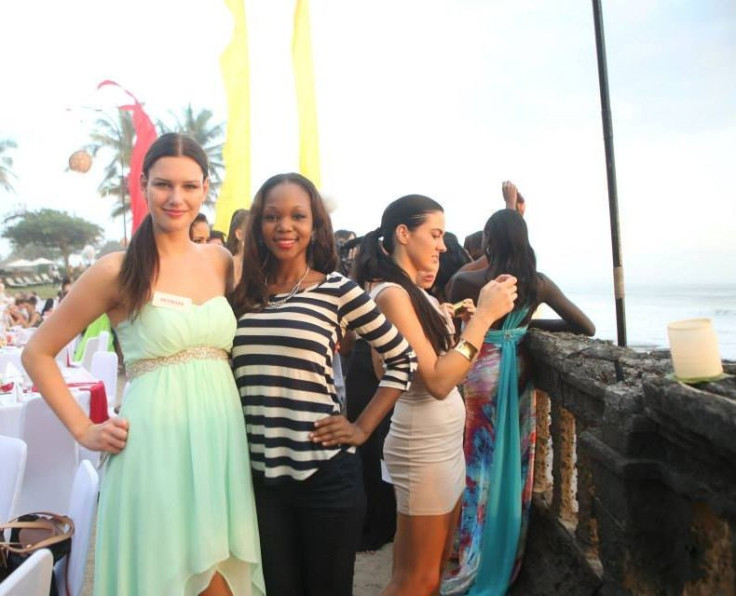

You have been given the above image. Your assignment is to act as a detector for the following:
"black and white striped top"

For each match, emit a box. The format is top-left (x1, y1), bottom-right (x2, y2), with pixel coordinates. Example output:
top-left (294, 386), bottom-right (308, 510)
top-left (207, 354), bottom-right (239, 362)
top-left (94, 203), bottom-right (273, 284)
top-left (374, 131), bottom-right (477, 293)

top-left (232, 272), bottom-right (417, 482)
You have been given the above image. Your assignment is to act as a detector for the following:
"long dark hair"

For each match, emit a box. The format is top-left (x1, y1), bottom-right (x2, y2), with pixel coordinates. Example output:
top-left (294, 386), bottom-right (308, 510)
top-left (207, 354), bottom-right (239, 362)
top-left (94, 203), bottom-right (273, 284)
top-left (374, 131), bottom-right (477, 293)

top-left (432, 231), bottom-right (471, 302)
top-left (355, 194), bottom-right (452, 354)
top-left (118, 133), bottom-right (209, 318)
top-left (231, 173), bottom-right (337, 316)
top-left (483, 209), bottom-right (538, 310)
top-left (225, 208), bottom-right (249, 255)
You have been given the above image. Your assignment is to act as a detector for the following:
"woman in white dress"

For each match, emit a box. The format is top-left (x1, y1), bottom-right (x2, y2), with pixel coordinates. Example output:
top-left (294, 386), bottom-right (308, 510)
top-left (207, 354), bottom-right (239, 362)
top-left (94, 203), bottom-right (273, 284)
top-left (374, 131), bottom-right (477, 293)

top-left (354, 194), bottom-right (518, 596)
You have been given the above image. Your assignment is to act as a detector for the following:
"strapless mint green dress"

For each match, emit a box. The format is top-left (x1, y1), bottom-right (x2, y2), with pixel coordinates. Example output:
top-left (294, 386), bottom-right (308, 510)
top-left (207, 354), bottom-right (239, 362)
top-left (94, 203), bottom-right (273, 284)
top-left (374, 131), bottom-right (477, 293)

top-left (94, 296), bottom-right (265, 595)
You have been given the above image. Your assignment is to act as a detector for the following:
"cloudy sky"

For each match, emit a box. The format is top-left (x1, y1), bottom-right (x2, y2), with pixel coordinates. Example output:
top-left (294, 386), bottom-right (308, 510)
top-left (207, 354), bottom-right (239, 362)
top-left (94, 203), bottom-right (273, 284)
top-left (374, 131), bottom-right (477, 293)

top-left (1, 0), bottom-right (734, 294)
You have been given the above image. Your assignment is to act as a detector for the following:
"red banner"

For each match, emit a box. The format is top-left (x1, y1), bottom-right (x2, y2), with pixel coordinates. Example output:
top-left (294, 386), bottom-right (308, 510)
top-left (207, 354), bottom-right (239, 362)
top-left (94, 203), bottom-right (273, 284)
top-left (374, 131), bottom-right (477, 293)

top-left (97, 80), bottom-right (158, 234)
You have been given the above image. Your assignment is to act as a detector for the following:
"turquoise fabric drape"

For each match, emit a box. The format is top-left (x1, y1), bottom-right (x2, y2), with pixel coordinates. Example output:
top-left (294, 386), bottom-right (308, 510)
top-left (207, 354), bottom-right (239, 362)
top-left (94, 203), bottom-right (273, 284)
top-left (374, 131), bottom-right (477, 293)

top-left (468, 308), bottom-right (528, 596)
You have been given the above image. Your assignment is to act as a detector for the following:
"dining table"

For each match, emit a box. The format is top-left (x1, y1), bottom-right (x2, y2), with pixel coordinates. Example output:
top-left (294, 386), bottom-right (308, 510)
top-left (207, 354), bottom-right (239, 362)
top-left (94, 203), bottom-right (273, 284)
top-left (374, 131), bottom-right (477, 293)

top-left (0, 363), bottom-right (109, 439)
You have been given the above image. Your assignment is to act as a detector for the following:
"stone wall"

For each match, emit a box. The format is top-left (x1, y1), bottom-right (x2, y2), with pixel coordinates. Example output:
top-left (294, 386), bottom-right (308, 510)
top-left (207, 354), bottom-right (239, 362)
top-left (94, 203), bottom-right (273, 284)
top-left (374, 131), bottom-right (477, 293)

top-left (512, 330), bottom-right (736, 596)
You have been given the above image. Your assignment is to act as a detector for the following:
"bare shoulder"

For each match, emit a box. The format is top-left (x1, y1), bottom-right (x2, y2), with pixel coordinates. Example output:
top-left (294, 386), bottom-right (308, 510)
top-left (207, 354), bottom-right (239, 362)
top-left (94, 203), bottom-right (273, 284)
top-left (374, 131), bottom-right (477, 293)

top-left (202, 243), bottom-right (233, 266)
top-left (448, 268), bottom-right (485, 303)
top-left (535, 271), bottom-right (557, 297)
top-left (197, 243), bottom-right (233, 277)
top-left (82, 252), bottom-right (125, 286)
top-left (52, 252), bottom-right (125, 325)
top-left (374, 284), bottom-right (417, 323)
top-left (373, 283), bottom-right (410, 306)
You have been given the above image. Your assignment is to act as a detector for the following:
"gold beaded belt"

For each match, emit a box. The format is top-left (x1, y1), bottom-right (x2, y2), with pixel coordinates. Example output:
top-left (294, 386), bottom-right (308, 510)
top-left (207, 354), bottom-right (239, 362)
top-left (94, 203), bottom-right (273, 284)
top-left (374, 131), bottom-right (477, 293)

top-left (126, 347), bottom-right (229, 380)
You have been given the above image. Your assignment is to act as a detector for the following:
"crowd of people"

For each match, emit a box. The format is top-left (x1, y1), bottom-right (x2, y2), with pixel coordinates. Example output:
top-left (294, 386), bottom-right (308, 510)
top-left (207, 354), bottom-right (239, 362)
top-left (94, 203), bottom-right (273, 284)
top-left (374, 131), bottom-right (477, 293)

top-left (1, 279), bottom-right (72, 331)
top-left (21, 133), bottom-right (594, 596)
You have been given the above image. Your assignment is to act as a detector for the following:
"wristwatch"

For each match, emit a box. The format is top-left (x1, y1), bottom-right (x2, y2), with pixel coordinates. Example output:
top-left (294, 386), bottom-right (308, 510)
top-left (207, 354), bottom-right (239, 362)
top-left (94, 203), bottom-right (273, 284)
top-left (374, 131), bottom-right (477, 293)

top-left (453, 338), bottom-right (479, 362)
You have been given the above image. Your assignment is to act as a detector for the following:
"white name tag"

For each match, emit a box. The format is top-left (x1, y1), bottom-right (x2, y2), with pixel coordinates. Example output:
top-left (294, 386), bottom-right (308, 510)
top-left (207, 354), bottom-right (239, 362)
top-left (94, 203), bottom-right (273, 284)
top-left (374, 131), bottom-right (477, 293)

top-left (151, 291), bottom-right (192, 313)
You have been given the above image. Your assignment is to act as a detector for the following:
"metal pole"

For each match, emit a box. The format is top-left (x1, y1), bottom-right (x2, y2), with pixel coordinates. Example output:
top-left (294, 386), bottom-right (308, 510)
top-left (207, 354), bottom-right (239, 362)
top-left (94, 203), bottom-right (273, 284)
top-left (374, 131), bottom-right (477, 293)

top-left (592, 0), bottom-right (627, 347)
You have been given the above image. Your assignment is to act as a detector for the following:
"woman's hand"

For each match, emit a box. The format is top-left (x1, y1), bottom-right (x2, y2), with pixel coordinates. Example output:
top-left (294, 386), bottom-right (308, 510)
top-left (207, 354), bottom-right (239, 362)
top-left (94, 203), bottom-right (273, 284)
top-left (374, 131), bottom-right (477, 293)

top-left (454, 298), bottom-right (476, 324)
top-left (475, 274), bottom-right (518, 325)
top-left (77, 417), bottom-right (130, 454)
top-left (311, 415), bottom-right (368, 447)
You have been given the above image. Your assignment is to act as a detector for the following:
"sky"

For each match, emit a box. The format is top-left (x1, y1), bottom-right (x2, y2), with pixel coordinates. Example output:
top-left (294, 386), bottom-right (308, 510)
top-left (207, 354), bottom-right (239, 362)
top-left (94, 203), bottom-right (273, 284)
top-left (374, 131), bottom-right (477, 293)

top-left (1, 0), bottom-right (735, 297)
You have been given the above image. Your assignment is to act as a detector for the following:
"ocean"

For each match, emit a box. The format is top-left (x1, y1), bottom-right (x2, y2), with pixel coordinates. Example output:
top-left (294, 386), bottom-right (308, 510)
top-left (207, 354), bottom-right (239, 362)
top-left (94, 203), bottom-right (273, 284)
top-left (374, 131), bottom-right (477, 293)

top-left (538, 284), bottom-right (736, 361)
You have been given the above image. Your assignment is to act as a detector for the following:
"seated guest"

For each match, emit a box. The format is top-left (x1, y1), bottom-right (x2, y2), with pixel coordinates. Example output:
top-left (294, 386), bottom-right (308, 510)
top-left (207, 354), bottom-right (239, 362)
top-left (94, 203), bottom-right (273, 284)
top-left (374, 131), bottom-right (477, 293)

top-left (9, 296), bottom-right (42, 328)
top-left (41, 298), bottom-right (55, 319)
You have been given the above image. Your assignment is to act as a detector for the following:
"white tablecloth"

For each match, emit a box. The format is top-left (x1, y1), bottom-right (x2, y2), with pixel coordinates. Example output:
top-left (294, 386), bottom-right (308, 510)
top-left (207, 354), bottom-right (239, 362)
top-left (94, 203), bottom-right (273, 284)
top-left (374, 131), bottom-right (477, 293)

top-left (0, 346), bottom-right (24, 378)
top-left (0, 389), bottom-right (92, 439)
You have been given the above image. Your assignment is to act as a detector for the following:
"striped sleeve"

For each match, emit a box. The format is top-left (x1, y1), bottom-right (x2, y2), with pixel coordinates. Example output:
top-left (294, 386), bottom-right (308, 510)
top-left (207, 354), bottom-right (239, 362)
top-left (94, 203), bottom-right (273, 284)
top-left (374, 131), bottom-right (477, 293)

top-left (338, 278), bottom-right (417, 391)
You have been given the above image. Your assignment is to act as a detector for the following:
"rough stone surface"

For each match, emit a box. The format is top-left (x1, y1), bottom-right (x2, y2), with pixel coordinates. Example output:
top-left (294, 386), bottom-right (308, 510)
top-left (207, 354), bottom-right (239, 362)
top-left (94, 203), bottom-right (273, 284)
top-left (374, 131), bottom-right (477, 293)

top-left (516, 330), bottom-right (736, 596)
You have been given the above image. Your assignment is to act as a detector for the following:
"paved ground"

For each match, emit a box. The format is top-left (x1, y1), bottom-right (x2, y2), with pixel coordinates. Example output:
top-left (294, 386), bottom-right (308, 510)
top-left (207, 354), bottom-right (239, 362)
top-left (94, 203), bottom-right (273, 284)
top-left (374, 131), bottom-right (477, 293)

top-left (83, 527), bottom-right (392, 595)
top-left (82, 374), bottom-right (393, 594)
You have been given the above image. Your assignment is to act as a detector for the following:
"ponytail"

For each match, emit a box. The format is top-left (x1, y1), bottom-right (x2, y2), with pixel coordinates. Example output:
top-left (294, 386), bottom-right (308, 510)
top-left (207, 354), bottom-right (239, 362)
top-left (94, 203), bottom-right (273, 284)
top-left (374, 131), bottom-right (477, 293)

top-left (119, 214), bottom-right (159, 319)
top-left (356, 226), bottom-right (452, 355)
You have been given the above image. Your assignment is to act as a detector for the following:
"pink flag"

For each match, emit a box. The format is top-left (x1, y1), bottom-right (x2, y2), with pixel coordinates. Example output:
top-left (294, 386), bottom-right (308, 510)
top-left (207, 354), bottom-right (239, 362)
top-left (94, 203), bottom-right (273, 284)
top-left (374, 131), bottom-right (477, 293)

top-left (97, 80), bottom-right (158, 234)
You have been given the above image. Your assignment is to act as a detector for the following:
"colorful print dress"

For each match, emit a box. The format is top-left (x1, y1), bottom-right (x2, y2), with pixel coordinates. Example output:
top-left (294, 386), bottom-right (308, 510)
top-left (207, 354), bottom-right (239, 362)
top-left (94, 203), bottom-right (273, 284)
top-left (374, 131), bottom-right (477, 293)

top-left (442, 307), bottom-right (536, 596)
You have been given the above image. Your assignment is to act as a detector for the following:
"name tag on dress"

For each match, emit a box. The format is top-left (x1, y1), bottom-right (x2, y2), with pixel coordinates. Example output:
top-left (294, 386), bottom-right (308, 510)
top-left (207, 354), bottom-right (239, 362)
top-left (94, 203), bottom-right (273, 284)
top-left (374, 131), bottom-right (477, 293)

top-left (151, 291), bottom-right (192, 313)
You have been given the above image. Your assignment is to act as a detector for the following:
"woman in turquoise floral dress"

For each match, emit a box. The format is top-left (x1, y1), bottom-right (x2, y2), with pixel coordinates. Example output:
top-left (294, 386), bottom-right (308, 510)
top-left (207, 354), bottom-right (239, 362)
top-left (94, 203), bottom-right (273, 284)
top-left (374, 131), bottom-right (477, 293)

top-left (441, 209), bottom-right (594, 596)
top-left (23, 133), bottom-right (264, 596)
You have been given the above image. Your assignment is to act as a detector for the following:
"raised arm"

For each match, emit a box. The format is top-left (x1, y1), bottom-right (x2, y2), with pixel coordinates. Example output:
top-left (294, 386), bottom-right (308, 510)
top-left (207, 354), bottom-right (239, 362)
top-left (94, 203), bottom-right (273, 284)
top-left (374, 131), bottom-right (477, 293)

top-left (21, 253), bottom-right (130, 453)
top-left (529, 273), bottom-right (596, 336)
top-left (375, 276), bottom-right (517, 400)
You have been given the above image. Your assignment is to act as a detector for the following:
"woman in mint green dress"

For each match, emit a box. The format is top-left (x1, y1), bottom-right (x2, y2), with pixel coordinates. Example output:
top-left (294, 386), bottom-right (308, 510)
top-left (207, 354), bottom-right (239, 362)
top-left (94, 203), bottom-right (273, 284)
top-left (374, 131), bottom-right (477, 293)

top-left (23, 133), bottom-right (264, 595)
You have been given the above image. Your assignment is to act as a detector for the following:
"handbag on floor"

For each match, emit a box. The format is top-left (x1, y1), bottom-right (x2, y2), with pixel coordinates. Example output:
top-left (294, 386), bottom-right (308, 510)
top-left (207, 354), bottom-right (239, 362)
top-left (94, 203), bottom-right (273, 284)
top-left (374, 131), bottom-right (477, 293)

top-left (0, 512), bottom-right (74, 594)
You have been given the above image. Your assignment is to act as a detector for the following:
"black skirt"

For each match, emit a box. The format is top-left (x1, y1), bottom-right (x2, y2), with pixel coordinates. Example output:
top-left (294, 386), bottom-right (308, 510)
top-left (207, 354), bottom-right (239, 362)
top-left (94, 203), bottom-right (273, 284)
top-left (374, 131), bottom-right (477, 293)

top-left (346, 339), bottom-right (397, 551)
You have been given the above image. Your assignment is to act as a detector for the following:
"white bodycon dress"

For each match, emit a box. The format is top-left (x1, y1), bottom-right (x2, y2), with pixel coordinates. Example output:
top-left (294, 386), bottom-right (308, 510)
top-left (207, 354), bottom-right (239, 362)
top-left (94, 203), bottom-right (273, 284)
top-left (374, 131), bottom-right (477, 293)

top-left (372, 282), bottom-right (466, 516)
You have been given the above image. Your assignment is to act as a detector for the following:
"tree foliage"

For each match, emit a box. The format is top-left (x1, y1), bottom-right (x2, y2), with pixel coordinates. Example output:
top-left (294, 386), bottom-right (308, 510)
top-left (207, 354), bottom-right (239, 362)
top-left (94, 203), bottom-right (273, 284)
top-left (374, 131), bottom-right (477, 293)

top-left (2, 209), bottom-right (103, 271)
top-left (0, 138), bottom-right (17, 192)
top-left (87, 110), bottom-right (134, 220)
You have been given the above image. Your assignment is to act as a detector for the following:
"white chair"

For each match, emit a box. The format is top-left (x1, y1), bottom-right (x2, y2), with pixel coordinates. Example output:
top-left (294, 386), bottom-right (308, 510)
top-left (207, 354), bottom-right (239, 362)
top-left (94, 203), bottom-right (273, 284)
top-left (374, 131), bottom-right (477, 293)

top-left (96, 330), bottom-right (111, 352)
top-left (55, 335), bottom-right (81, 368)
top-left (0, 436), bottom-right (27, 523)
top-left (90, 350), bottom-right (118, 405)
top-left (0, 403), bottom-right (23, 439)
top-left (0, 548), bottom-right (53, 596)
top-left (18, 398), bottom-right (79, 514)
top-left (55, 460), bottom-right (99, 596)
top-left (79, 336), bottom-right (100, 372)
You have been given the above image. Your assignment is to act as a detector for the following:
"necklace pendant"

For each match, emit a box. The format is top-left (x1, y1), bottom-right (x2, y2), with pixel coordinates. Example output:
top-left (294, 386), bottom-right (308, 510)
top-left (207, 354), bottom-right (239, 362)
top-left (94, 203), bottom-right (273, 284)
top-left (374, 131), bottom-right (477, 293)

top-left (267, 266), bottom-right (311, 308)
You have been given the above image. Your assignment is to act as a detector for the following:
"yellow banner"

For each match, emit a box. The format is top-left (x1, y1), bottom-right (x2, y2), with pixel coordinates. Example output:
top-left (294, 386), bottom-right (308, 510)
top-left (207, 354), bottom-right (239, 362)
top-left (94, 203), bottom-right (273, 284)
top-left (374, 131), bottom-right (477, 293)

top-left (216, 0), bottom-right (251, 234)
top-left (292, 0), bottom-right (321, 189)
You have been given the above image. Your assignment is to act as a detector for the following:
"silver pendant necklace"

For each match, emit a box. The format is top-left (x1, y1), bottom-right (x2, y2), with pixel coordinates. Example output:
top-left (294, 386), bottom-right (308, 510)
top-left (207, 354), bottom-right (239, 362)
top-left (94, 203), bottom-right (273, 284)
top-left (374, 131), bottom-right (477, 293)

top-left (267, 266), bottom-right (311, 308)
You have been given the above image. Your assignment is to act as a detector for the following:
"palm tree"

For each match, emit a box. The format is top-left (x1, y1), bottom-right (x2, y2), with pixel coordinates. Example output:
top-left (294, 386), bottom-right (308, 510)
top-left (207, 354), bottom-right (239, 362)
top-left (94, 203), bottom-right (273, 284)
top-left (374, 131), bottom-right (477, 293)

top-left (0, 138), bottom-right (17, 192)
top-left (87, 110), bottom-right (135, 220)
top-left (160, 104), bottom-right (225, 205)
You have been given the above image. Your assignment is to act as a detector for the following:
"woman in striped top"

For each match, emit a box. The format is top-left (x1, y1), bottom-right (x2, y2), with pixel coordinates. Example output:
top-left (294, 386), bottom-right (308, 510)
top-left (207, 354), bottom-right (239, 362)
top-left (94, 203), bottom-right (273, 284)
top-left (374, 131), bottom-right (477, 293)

top-left (231, 173), bottom-right (417, 596)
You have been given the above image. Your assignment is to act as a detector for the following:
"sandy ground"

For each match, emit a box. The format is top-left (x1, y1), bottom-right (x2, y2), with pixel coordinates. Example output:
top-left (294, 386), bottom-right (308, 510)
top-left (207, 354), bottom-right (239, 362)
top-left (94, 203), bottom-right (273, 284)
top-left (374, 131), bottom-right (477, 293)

top-left (82, 526), bottom-right (392, 595)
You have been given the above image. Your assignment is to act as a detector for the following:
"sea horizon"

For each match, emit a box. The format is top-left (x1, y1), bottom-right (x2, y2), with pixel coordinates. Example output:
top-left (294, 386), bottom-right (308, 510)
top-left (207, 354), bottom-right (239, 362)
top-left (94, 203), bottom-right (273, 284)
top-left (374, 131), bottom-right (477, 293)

top-left (541, 282), bottom-right (736, 361)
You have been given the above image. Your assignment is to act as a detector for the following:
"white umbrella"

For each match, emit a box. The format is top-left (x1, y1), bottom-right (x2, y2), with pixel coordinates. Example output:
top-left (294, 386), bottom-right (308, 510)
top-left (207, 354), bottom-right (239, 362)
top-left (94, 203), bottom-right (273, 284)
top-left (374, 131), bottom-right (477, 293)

top-left (30, 258), bottom-right (54, 266)
top-left (5, 259), bottom-right (34, 268)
